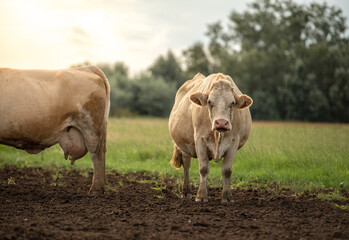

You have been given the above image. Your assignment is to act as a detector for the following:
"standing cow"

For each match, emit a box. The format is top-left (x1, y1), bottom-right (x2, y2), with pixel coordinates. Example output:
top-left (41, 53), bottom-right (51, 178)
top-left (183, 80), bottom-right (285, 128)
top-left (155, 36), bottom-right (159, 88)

top-left (0, 66), bottom-right (110, 193)
top-left (169, 73), bottom-right (253, 202)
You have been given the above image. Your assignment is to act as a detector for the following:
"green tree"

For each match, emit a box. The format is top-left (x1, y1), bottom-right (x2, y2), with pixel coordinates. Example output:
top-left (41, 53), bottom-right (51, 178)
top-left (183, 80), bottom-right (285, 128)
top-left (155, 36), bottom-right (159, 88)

top-left (149, 50), bottom-right (184, 88)
top-left (204, 0), bottom-right (349, 122)
top-left (182, 42), bottom-right (211, 78)
top-left (132, 73), bottom-right (176, 117)
top-left (97, 62), bottom-right (135, 116)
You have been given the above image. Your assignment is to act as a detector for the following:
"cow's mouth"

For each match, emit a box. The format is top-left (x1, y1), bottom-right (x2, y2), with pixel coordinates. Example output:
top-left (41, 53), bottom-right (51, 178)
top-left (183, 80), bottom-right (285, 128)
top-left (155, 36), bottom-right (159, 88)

top-left (215, 128), bottom-right (229, 132)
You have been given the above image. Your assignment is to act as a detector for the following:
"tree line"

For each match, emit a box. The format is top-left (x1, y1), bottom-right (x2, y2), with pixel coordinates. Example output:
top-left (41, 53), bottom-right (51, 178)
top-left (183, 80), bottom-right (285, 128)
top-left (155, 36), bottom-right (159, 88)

top-left (74, 0), bottom-right (349, 122)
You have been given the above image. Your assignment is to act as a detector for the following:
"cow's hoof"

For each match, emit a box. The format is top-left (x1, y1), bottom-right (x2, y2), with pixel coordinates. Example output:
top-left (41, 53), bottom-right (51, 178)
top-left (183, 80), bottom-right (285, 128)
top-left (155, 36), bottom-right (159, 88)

top-left (181, 193), bottom-right (192, 199)
top-left (221, 198), bottom-right (234, 203)
top-left (195, 197), bottom-right (208, 202)
top-left (88, 188), bottom-right (104, 196)
top-left (222, 190), bottom-right (234, 203)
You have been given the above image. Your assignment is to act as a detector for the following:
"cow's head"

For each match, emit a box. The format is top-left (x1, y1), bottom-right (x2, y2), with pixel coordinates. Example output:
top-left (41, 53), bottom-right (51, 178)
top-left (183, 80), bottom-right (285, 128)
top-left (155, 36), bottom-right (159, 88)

top-left (190, 78), bottom-right (253, 132)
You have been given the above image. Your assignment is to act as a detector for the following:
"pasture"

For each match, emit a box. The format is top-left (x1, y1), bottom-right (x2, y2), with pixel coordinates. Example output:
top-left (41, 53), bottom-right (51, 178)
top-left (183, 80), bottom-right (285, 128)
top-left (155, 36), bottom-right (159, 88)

top-left (1, 118), bottom-right (348, 192)
top-left (1, 118), bottom-right (348, 239)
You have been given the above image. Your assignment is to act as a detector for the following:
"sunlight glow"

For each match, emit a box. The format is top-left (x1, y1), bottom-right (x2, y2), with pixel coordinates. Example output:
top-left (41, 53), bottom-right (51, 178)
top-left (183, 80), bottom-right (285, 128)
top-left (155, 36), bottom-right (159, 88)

top-left (0, 0), bottom-right (167, 72)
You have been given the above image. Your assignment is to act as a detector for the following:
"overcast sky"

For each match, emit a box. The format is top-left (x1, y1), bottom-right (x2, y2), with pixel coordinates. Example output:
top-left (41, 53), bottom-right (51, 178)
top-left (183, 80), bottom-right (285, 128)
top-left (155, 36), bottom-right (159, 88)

top-left (0, 0), bottom-right (348, 74)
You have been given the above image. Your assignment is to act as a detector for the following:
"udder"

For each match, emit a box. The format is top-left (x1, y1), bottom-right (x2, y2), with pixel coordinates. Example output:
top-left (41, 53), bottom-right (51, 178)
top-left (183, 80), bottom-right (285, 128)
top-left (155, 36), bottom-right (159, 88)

top-left (59, 127), bottom-right (88, 164)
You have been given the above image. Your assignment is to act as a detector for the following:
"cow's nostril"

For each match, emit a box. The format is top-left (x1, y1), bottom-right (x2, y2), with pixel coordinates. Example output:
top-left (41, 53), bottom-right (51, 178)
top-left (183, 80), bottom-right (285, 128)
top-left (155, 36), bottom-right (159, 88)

top-left (215, 119), bottom-right (229, 129)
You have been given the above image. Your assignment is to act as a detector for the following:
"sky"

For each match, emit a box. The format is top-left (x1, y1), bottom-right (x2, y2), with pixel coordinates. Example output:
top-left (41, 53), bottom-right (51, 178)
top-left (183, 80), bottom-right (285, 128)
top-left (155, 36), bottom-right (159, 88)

top-left (0, 0), bottom-right (348, 74)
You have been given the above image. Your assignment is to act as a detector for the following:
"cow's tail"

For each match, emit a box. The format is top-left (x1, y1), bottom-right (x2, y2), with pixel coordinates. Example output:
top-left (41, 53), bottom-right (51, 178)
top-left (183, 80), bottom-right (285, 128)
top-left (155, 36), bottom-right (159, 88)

top-left (170, 145), bottom-right (182, 169)
top-left (89, 65), bottom-right (110, 155)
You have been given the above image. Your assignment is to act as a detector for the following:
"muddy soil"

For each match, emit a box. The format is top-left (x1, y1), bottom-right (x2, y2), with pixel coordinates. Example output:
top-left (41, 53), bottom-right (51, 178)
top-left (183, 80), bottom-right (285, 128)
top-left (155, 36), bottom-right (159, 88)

top-left (0, 166), bottom-right (348, 240)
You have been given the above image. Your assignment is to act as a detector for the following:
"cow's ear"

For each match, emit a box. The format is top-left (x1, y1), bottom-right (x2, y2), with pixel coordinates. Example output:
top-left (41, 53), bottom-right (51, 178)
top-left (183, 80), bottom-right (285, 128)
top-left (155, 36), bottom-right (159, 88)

top-left (235, 94), bottom-right (253, 109)
top-left (190, 92), bottom-right (208, 107)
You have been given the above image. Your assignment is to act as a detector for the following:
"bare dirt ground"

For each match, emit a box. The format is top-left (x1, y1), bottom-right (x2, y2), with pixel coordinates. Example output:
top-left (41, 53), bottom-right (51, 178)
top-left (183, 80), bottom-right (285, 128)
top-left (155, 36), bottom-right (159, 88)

top-left (0, 166), bottom-right (348, 240)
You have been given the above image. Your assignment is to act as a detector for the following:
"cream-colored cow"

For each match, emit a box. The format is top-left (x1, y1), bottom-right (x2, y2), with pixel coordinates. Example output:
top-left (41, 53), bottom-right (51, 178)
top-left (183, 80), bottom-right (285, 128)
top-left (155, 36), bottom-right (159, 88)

top-left (0, 66), bottom-right (110, 193)
top-left (169, 73), bottom-right (253, 202)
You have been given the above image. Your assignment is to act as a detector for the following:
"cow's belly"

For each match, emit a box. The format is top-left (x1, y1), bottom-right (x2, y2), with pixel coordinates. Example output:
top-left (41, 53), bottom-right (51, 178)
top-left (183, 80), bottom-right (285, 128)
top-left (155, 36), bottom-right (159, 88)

top-left (171, 129), bottom-right (196, 157)
top-left (0, 123), bottom-right (87, 162)
top-left (0, 113), bottom-right (87, 161)
top-left (0, 112), bottom-right (65, 141)
top-left (0, 120), bottom-right (63, 153)
top-left (0, 137), bottom-right (49, 153)
top-left (170, 123), bottom-right (196, 157)
top-left (176, 141), bottom-right (196, 158)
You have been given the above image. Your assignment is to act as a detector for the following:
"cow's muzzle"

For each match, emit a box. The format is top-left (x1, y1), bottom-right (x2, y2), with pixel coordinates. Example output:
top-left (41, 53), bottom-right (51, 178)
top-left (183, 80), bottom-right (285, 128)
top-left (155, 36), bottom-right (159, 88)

top-left (213, 119), bottom-right (230, 132)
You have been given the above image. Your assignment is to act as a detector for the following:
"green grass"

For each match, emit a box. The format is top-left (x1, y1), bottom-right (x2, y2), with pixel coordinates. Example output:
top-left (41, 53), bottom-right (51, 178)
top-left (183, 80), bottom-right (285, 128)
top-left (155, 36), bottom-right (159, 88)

top-left (0, 118), bottom-right (348, 192)
top-left (317, 191), bottom-right (348, 201)
top-left (317, 191), bottom-right (349, 210)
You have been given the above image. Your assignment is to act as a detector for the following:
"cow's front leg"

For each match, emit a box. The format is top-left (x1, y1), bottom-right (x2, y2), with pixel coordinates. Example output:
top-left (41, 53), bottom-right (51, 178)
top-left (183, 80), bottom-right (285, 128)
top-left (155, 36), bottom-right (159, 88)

top-left (221, 142), bottom-right (238, 203)
top-left (89, 152), bottom-right (106, 194)
top-left (195, 138), bottom-right (210, 202)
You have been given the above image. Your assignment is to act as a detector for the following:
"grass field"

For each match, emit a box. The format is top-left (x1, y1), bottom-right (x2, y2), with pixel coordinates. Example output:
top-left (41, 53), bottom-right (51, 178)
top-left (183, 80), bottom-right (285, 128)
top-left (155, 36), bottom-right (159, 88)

top-left (0, 118), bottom-right (348, 192)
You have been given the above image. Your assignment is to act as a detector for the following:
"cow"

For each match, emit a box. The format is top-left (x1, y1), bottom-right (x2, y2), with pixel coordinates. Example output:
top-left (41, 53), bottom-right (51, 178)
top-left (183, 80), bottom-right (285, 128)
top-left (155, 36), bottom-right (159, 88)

top-left (0, 66), bottom-right (110, 193)
top-left (169, 73), bottom-right (253, 202)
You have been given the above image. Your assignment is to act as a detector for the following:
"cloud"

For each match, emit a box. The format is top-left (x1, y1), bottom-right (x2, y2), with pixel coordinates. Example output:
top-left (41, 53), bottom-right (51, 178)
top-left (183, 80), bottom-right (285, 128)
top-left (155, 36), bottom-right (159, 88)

top-left (70, 26), bottom-right (91, 45)
top-left (0, 0), bottom-right (249, 71)
top-left (0, 0), bottom-right (348, 73)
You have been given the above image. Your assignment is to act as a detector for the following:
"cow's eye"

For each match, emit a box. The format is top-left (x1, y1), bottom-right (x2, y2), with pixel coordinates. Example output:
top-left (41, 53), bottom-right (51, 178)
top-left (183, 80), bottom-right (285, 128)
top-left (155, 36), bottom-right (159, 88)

top-left (207, 100), bottom-right (212, 105)
top-left (230, 102), bottom-right (236, 107)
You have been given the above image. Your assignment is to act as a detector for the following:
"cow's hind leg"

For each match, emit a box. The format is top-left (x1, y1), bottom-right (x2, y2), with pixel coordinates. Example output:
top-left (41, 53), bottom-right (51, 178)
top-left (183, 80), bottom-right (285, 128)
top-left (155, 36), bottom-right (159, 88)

top-left (77, 66), bottom-right (110, 194)
top-left (170, 145), bottom-right (192, 199)
top-left (181, 152), bottom-right (192, 199)
top-left (86, 132), bottom-right (106, 194)
top-left (77, 118), bottom-right (107, 194)
top-left (195, 138), bottom-right (210, 202)
top-left (90, 149), bottom-right (106, 194)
